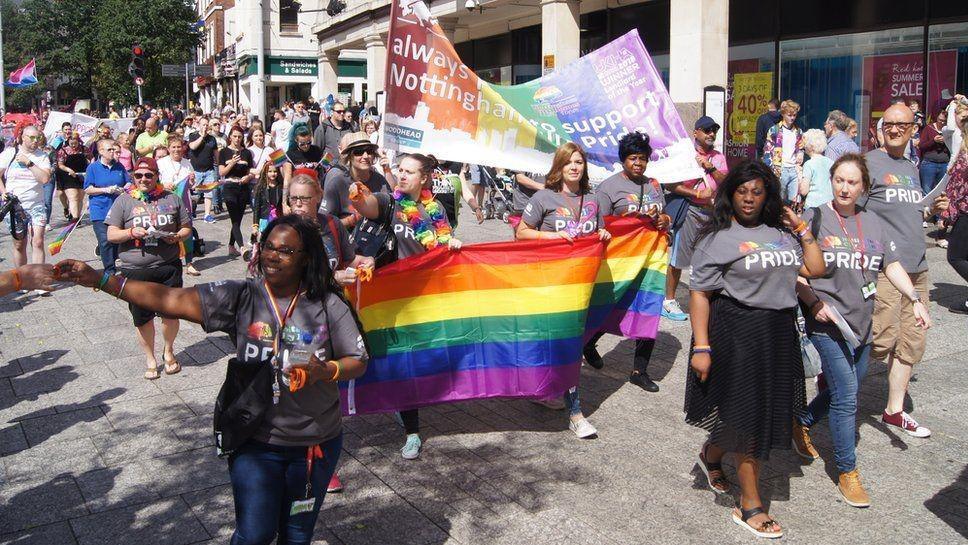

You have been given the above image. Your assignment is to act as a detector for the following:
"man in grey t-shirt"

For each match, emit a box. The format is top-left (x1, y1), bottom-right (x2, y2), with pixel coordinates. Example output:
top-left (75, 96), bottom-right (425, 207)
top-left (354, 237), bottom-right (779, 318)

top-left (858, 103), bottom-right (949, 438)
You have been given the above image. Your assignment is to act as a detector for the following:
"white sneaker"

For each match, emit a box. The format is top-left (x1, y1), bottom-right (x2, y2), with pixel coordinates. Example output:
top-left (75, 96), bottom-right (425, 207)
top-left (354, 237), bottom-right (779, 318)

top-left (937, 239), bottom-right (948, 248)
top-left (532, 398), bottom-right (566, 410)
top-left (922, 221), bottom-right (930, 228)
top-left (32, 289), bottom-right (52, 297)
top-left (401, 433), bottom-right (422, 459)
top-left (45, 224), bottom-right (53, 232)
top-left (661, 299), bottom-right (689, 321)
top-left (569, 417), bottom-right (598, 439)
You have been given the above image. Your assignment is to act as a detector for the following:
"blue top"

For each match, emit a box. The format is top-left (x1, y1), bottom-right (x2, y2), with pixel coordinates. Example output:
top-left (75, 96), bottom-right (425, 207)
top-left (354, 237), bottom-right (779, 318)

top-left (84, 160), bottom-right (129, 221)
top-left (802, 155), bottom-right (835, 209)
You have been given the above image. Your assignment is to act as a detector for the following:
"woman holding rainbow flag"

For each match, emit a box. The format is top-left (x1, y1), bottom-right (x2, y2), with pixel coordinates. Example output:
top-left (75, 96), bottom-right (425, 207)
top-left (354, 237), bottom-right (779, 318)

top-left (588, 132), bottom-right (671, 393)
top-left (349, 152), bottom-right (462, 460)
top-left (515, 142), bottom-right (610, 439)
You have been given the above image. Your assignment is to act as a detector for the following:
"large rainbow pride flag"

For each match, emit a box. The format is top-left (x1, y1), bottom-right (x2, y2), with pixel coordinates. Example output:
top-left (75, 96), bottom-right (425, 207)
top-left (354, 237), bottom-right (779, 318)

top-left (341, 217), bottom-right (665, 415)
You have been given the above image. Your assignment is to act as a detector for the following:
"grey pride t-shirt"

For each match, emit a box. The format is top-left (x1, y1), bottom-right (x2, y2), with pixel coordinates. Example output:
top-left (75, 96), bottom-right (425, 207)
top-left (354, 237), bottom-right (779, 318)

top-left (805, 206), bottom-right (899, 344)
top-left (321, 166), bottom-right (390, 219)
top-left (522, 188), bottom-right (603, 236)
top-left (691, 222), bottom-right (804, 310)
top-left (199, 278), bottom-right (366, 446)
top-left (860, 149), bottom-right (925, 273)
top-left (104, 192), bottom-right (190, 269)
top-left (596, 172), bottom-right (665, 217)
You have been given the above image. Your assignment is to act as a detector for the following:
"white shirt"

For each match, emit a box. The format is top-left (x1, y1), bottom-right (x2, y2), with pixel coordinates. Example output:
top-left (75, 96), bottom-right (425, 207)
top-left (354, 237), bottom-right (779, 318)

top-left (272, 119), bottom-right (292, 151)
top-left (0, 147), bottom-right (51, 208)
top-left (781, 126), bottom-right (797, 166)
top-left (248, 145), bottom-right (276, 175)
top-left (157, 156), bottom-right (193, 190)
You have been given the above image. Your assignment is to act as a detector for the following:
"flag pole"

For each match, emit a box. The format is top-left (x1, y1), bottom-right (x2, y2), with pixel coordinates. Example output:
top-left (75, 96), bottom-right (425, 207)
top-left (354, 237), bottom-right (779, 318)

top-left (0, 7), bottom-right (6, 111)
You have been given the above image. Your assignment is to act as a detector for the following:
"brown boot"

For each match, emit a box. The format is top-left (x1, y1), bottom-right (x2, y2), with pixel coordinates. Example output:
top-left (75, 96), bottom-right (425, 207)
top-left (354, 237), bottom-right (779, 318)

top-left (838, 469), bottom-right (871, 508)
top-left (791, 421), bottom-right (819, 460)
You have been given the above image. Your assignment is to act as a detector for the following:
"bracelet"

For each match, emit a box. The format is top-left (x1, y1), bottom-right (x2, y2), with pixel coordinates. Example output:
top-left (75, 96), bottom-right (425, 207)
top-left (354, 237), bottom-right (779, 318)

top-left (693, 345), bottom-right (711, 350)
top-left (693, 347), bottom-right (712, 354)
top-left (11, 269), bottom-right (22, 291)
top-left (792, 221), bottom-right (808, 235)
top-left (94, 271), bottom-right (111, 292)
top-left (116, 277), bottom-right (128, 299)
top-left (128, 228), bottom-right (135, 240)
top-left (330, 360), bottom-right (341, 382)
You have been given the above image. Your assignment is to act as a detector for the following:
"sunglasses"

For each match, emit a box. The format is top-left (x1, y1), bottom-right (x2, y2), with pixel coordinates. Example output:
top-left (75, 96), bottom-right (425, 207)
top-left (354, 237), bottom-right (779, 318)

top-left (333, 110), bottom-right (345, 114)
top-left (352, 147), bottom-right (377, 157)
top-left (132, 172), bottom-right (157, 180)
top-left (261, 242), bottom-right (303, 258)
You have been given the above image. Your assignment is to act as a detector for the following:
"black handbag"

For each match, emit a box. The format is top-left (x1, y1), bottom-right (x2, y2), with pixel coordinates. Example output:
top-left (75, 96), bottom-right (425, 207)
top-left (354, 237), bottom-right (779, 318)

top-left (351, 195), bottom-right (398, 268)
top-left (213, 357), bottom-right (274, 457)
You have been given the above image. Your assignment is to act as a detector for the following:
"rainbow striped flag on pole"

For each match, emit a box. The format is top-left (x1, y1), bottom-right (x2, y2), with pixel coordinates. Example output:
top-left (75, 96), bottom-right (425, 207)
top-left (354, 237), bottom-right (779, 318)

top-left (47, 211), bottom-right (85, 255)
top-left (173, 179), bottom-right (195, 257)
top-left (341, 217), bottom-right (667, 415)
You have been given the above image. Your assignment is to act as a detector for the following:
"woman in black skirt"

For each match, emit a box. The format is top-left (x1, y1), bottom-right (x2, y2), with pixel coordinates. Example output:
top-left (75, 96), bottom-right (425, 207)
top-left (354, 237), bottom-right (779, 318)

top-left (685, 160), bottom-right (825, 539)
top-left (55, 131), bottom-right (90, 222)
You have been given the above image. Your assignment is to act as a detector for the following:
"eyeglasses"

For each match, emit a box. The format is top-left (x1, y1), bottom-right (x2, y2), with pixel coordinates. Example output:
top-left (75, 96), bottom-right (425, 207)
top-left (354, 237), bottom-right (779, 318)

top-left (288, 195), bottom-right (314, 204)
top-left (261, 242), bottom-right (303, 258)
top-left (352, 147), bottom-right (376, 157)
top-left (333, 110), bottom-right (345, 114)
top-left (132, 172), bottom-right (156, 180)
top-left (24, 135), bottom-right (40, 141)
top-left (882, 121), bottom-right (914, 132)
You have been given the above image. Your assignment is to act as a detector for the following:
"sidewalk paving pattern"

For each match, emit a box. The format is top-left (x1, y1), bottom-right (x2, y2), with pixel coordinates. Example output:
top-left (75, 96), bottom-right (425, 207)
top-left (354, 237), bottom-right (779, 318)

top-left (0, 207), bottom-right (966, 544)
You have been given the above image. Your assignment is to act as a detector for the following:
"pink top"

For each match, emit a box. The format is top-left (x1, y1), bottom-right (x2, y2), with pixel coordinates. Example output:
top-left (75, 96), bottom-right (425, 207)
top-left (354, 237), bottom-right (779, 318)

top-left (118, 147), bottom-right (134, 171)
top-left (681, 147), bottom-right (728, 206)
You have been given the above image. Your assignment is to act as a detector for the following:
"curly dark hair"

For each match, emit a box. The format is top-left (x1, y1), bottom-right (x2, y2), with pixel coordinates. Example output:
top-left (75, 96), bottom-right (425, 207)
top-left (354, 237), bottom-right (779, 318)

top-left (618, 131), bottom-right (652, 162)
top-left (696, 159), bottom-right (784, 243)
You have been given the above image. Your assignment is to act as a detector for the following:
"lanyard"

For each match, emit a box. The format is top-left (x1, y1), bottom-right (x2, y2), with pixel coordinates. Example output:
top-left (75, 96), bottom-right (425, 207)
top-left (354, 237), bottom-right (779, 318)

top-left (262, 281), bottom-right (302, 364)
top-left (563, 191), bottom-right (585, 224)
top-left (830, 204), bottom-right (869, 281)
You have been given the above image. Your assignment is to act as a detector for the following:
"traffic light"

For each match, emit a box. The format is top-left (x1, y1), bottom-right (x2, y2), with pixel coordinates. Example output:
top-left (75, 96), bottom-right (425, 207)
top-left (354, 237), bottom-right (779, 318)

top-left (128, 44), bottom-right (146, 81)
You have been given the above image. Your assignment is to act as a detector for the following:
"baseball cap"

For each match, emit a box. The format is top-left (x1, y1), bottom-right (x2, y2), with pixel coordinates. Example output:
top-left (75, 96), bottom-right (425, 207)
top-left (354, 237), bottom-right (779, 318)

top-left (133, 157), bottom-right (159, 172)
top-left (695, 116), bottom-right (721, 132)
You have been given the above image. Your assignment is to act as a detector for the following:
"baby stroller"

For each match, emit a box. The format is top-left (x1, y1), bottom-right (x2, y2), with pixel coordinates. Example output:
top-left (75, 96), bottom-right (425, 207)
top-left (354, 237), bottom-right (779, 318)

top-left (480, 167), bottom-right (514, 223)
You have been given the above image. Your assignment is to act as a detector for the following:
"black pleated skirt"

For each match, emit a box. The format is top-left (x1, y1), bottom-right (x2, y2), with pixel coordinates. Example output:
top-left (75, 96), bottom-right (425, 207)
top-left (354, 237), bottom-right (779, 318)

top-left (684, 296), bottom-right (806, 460)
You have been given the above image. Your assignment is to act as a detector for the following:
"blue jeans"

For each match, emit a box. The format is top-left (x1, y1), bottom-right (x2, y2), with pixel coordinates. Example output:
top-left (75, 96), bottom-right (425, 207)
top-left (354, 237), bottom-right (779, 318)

top-left (228, 434), bottom-right (342, 545)
top-left (799, 334), bottom-right (870, 474)
top-left (43, 181), bottom-right (55, 224)
top-left (91, 220), bottom-right (118, 274)
top-left (919, 159), bottom-right (948, 195)
top-left (780, 166), bottom-right (799, 203)
top-left (563, 386), bottom-right (581, 417)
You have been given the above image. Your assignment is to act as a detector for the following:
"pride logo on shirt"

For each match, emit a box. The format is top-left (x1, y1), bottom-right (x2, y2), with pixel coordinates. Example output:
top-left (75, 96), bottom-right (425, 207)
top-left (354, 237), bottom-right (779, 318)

top-left (246, 321), bottom-right (274, 341)
top-left (553, 207), bottom-right (574, 218)
top-left (881, 173), bottom-right (922, 203)
top-left (820, 235), bottom-right (884, 253)
top-left (739, 238), bottom-right (800, 270)
top-left (738, 239), bottom-right (793, 255)
top-left (883, 174), bottom-right (917, 188)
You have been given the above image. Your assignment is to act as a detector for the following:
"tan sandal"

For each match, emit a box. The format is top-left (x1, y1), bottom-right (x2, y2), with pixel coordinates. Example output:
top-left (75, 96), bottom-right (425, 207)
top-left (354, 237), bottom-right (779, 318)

top-left (163, 357), bottom-right (181, 375)
top-left (144, 367), bottom-right (160, 380)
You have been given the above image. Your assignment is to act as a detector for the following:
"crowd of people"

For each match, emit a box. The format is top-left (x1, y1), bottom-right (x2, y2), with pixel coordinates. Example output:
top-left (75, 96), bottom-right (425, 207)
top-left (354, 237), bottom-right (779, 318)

top-left (0, 89), bottom-right (966, 543)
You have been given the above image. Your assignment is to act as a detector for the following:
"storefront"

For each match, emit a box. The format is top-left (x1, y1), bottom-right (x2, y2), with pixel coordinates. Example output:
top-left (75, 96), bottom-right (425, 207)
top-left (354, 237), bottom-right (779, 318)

top-left (725, 0), bottom-right (968, 163)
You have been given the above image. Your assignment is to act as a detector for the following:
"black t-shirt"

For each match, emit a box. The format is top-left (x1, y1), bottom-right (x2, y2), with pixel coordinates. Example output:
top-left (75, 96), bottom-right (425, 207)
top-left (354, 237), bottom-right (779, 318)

top-left (189, 134), bottom-right (218, 172)
top-left (286, 145), bottom-right (325, 172)
top-left (218, 147), bottom-right (254, 179)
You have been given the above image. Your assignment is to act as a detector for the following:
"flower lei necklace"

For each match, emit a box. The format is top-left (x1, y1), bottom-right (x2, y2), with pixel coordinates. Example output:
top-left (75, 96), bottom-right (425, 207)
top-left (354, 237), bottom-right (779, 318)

top-left (127, 182), bottom-right (165, 202)
top-left (394, 188), bottom-right (451, 249)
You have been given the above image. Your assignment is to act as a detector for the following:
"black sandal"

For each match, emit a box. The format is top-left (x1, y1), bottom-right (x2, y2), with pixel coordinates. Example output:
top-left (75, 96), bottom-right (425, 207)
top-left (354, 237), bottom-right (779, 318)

top-left (731, 506), bottom-right (783, 539)
top-left (697, 443), bottom-right (730, 494)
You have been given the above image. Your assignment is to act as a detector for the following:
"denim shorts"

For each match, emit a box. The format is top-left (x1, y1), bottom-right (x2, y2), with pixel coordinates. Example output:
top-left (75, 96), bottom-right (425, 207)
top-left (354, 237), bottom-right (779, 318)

top-left (22, 200), bottom-right (48, 227)
top-left (194, 169), bottom-right (218, 199)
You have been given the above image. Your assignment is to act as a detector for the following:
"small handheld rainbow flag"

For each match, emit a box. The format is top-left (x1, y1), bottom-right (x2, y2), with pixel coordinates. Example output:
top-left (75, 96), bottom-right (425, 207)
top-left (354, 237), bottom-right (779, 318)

top-left (194, 181), bottom-right (220, 192)
top-left (47, 212), bottom-right (85, 255)
top-left (320, 152), bottom-right (334, 174)
top-left (173, 179), bottom-right (195, 257)
top-left (269, 149), bottom-right (287, 168)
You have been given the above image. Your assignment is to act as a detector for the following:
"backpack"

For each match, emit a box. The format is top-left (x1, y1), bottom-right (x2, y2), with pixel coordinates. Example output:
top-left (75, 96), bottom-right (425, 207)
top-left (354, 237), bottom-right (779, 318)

top-left (350, 195), bottom-right (398, 268)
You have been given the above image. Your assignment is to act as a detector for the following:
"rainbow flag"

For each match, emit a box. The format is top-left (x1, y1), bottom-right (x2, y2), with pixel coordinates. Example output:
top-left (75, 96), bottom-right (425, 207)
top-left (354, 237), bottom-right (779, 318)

top-left (342, 236), bottom-right (605, 415)
top-left (173, 179), bottom-right (195, 257)
top-left (319, 152), bottom-right (334, 174)
top-left (269, 149), bottom-right (286, 168)
top-left (585, 216), bottom-right (668, 341)
top-left (194, 181), bottom-right (220, 192)
top-left (47, 214), bottom-right (83, 255)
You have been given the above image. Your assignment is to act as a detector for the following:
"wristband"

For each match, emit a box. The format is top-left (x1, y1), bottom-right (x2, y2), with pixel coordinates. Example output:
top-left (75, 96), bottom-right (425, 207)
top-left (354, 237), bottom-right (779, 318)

top-left (693, 345), bottom-right (711, 350)
top-left (330, 360), bottom-right (341, 382)
top-left (809, 299), bottom-right (824, 312)
top-left (792, 221), bottom-right (808, 234)
top-left (128, 228), bottom-right (135, 240)
top-left (693, 347), bottom-right (712, 355)
top-left (910, 295), bottom-right (923, 304)
top-left (11, 269), bottom-right (22, 291)
top-left (115, 277), bottom-right (128, 299)
top-left (94, 271), bottom-right (111, 292)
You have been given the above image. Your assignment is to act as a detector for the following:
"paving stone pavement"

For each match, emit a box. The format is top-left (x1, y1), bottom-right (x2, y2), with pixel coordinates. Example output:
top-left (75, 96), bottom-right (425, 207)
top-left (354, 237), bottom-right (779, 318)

top-left (0, 206), bottom-right (966, 544)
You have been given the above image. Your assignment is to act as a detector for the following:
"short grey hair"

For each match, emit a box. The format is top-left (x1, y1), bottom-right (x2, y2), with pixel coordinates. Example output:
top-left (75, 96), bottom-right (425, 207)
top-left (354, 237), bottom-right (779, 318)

top-left (826, 110), bottom-right (850, 131)
top-left (802, 128), bottom-right (827, 155)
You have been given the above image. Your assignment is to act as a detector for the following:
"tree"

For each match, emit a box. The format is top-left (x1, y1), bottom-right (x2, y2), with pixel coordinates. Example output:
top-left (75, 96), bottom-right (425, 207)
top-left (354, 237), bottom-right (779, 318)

top-left (1, 0), bottom-right (201, 110)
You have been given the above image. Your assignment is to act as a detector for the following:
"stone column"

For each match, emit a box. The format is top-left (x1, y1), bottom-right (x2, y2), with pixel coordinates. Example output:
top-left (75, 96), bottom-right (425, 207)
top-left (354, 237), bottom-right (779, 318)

top-left (669, 0), bottom-right (729, 129)
top-left (540, 0), bottom-right (580, 70)
top-left (364, 33), bottom-right (387, 103)
top-left (318, 49), bottom-right (339, 97)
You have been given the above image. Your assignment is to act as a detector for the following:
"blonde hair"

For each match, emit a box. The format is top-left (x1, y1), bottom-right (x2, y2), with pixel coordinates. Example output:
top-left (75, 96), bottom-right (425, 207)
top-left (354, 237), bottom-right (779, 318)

top-left (802, 129), bottom-right (827, 155)
top-left (780, 100), bottom-right (800, 115)
top-left (957, 102), bottom-right (968, 154)
top-left (288, 173), bottom-right (321, 196)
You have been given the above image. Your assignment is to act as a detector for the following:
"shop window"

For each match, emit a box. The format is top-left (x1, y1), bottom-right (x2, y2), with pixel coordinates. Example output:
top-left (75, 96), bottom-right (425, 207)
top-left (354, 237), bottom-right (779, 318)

top-left (512, 25), bottom-right (541, 84)
top-left (280, 0), bottom-right (299, 33)
top-left (779, 0), bottom-right (923, 39)
top-left (729, 0), bottom-right (777, 46)
top-left (726, 42), bottom-right (776, 165)
top-left (928, 22), bottom-right (968, 118)
top-left (580, 11), bottom-right (607, 57)
top-left (455, 41), bottom-right (474, 69)
top-left (929, 1), bottom-right (968, 22)
top-left (609, 1), bottom-right (670, 55)
top-left (780, 26), bottom-right (924, 151)
top-left (473, 34), bottom-right (512, 72)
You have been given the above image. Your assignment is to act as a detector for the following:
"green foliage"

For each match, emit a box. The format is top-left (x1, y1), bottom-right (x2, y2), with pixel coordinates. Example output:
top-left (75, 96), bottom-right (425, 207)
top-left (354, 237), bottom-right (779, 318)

top-left (1, 0), bottom-right (201, 108)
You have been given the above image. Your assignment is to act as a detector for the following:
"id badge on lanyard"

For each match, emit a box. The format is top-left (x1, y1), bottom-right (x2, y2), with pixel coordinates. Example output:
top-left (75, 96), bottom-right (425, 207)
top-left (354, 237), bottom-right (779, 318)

top-left (834, 208), bottom-right (875, 300)
top-left (263, 282), bottom-right (302, 405)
